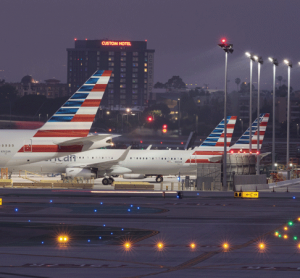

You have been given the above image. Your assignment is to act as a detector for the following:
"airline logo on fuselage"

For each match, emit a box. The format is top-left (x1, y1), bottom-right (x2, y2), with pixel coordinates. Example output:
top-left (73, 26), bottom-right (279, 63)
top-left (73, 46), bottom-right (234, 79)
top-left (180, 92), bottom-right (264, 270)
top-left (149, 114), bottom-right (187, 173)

top-left (47, 155), bottom-right (76, 162)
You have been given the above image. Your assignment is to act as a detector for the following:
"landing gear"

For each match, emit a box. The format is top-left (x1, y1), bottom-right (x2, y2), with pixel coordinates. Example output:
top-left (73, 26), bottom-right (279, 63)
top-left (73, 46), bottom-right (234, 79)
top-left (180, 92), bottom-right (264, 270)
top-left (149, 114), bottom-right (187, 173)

top-left (102, 177), bottom-right (114, 185)
top-left (108, 177), bottom-right (114, 184)
top-left (156, 175), bottom-right (163, 183)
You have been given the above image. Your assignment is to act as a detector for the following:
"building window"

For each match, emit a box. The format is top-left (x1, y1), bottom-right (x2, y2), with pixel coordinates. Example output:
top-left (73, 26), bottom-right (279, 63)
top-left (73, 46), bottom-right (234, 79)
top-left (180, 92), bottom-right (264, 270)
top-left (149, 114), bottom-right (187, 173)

top-left (109, 78), bottom-right (114, 83)
top-left (97, 62), bottom-right (100, 66)
top-left (108, 94), bottom-right (114, 99)
top-left (144, 84), bottom-right (147, 89)
top-left (121, 62), bottom-right (126, 67)
top-left (109, 89), bottom-right (114, 94)
top-left (97, 51), bottom-right (100, 55)
top-left (108, 62), bottom-right (114, 67)
top-left (121, 57), bottom-right (126, 61)
top-left (144, 57), bottom-right (148, 62)
top-left (144, 63), bottom-right (147, 67)
top-left (108, 57), bottom-right (114, 61)
top-left (120, 95), bottom-right (126, 99)
top-left (132, 90), bottom-right (138, 94)
top-left (133, 52), bottom-right (138, 56)
top-left (144, 52), bottom-right (147, 56)
top-left (120, 100), bottom-right (126, 105)
top-left (144, 68), bottom-right (148, 72)
top-left (120, 84), bottom-right (126, 88)
top-left (133, 68), bottom-right (138, 72)
top-left (108, 84), bottom-right (114, 88)
top-left (132, 79), bottom-right (138, 83)
top-left (132, 95), bottom-right (138, 99)
top-left (132, 100), bottom-right (138, 105)
top-left (144, 73), bottom-right (148, 78)
top-left (109, 51), bottom-right (114, 55)
top-left (132, 84), bottom-right (138, 89)
top-left (121, 52), bottom-right (126, 56)
top-left (144, 79), bottom-right (147, 83)
top-left (108, 67), bottom-right (114, 71)
top-left (133, 63), bottom-right (138, 67)
top-left (132, 73), bottom-right (138, 78)
top-left (133, 57), bottom-right (138, 62)
top-left (111, 73), bottom-right (114, 77)
top-left (120, 73), bottom-right (126, 78)
top-left (120, 78), bottom-right (126, 83)
top-left (120, 89), bottom-right (126, 94)
top-left (121, 68), bottom-right (126, 72)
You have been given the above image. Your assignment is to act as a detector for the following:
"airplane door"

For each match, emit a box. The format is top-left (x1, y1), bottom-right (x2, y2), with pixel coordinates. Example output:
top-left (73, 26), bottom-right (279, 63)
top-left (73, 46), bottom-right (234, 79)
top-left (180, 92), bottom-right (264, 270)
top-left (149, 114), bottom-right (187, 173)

top-left (23, 140), bottom-right (32, 152)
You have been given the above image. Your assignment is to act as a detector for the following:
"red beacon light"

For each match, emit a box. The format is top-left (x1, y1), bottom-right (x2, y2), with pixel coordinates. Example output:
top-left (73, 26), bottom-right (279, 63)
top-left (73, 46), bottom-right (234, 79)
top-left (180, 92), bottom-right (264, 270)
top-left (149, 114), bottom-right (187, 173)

top-left (221, 38), bottom-right (226, 43)
top-left (256, 151), bottom-right (260, 154)
top-left (230, 150), bottom-right (234, 154)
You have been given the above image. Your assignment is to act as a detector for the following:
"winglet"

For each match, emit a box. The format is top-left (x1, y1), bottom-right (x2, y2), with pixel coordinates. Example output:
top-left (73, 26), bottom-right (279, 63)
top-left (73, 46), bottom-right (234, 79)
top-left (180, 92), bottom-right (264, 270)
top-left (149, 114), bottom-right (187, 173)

top-left (117, 146), bottom-right (131, 162)
top-left (146, 145), bottom-right (152, 150)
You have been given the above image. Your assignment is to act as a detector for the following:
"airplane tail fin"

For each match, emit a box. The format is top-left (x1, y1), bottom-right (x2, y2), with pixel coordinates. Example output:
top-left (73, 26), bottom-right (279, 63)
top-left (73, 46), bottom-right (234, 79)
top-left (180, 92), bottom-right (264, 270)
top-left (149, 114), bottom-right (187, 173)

top-left (229, 113), bottom-right (270, 153)
top-left (34, 70), bottom-right (112, 139)
top-left (195, 116), bottom-right (237, 151)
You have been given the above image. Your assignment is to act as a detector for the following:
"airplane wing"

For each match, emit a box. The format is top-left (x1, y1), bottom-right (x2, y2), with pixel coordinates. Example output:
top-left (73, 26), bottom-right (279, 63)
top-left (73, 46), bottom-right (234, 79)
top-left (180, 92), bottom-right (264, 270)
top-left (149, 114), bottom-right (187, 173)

top-left (53, 134), bottom-right (120, 146)
top-left (67, 146), bottom-right (131, 171)
top-left (208, 156), bottom-right (222, 162)
top-left (259, 152), bottom-right (271, 159)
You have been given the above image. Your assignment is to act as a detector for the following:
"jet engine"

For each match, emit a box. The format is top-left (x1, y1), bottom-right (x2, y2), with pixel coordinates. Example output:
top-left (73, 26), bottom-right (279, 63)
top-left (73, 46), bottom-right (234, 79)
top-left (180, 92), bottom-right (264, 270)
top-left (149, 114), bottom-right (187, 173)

top-left (123, 174), bottom-right (146, 179)
top-left (66, 168), bottom-right (96, 178)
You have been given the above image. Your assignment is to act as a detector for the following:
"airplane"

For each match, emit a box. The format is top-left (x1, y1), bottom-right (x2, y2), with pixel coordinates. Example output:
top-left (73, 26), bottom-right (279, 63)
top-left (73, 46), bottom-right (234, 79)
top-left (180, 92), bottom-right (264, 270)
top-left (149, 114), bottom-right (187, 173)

top-left (0, 70), bottom-right (116, 167)
top-left (8, 116), bottom-right (238, 184)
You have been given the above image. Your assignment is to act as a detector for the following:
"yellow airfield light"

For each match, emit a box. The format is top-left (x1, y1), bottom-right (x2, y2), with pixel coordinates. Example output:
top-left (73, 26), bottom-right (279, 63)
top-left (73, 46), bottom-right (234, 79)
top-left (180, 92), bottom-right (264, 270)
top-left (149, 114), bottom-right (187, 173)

top-left (284, 226), bottom-right (288, 231)
top-left (223, 242), bottom-right (229, 251)
top-left (190, 243), bottom-right (196, 249)
top-left (157, 242), bottom-right (164, 250)
top-left (283, 235), bottom-right (288, 239)
top-left (124, 242), bottom-right (131, 250)
top-left (259, 243), bottom-right (265, 250)
top-left (58, 235), bottom-right (69, 243)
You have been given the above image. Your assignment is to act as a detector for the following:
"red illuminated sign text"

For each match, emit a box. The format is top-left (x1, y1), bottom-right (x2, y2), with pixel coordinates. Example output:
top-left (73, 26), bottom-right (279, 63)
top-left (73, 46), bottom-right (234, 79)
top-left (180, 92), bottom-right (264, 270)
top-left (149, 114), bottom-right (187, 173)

top-left (101, 41), bottom-right (132, 46)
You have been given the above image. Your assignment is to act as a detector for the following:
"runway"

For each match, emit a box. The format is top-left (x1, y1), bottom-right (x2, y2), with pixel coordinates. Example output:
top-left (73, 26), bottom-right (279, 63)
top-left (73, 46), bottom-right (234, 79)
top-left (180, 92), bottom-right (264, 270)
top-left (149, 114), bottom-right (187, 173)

top-left (1, 188), bottom-right (300, 277)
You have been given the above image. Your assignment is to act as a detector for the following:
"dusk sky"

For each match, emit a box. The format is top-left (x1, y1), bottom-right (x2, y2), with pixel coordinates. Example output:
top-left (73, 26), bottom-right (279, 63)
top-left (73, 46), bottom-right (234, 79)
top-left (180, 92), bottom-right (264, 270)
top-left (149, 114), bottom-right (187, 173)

top-left (1, 0), bottom-right (300, 92)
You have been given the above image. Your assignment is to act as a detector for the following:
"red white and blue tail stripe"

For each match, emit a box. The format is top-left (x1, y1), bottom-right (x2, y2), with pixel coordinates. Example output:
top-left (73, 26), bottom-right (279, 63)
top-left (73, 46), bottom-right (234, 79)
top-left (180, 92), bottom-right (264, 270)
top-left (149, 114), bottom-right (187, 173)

top-left (185, 116), bottom-right (237, 164)
top-left (229, 113), bottom-right (269, 154)
top-left (17, 70), bottom-right (112, 155)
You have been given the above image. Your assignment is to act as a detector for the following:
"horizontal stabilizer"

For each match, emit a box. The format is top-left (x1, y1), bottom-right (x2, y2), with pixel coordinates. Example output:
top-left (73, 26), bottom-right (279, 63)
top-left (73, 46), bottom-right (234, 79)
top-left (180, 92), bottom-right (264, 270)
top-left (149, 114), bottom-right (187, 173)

top-left (54, 134), bottom-right (119, 146)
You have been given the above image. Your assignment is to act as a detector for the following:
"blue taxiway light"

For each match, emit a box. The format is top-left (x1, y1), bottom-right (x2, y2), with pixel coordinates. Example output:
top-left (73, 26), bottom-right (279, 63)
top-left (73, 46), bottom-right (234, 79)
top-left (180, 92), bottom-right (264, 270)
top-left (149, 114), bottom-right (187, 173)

top-left (94, 209), bottom-right (97, 212)
top-left (137, 207), bottom-right (140, 210)
top-left (41, 242), bottom-right (44, 244)
top-left (111, 232), bottom-right (113, 235)
top-left (50, 200), bottom-right (53, 203)
top-left (130, 205), bottom-right (133, 207)
top-left (128, 209), bottom-right (131, 212)
top-left (121, 228), bottom-right (124, 231)
top-left (99, 237), bottom-right (102, 239)
top-left (15, 208), bottom-right (18, 212)
top-left (100, 202), bottom-right (103, 205)
top-left (197, 193), bottom-right (199, 195)
top-left (28, 220), bottom-right (30, 222)
top-left (103, 224), bottom-right (106, 227)
top-left (88, 239), bottom-right (90, 242)
top-left (293, 196), bottom-right (296, 199)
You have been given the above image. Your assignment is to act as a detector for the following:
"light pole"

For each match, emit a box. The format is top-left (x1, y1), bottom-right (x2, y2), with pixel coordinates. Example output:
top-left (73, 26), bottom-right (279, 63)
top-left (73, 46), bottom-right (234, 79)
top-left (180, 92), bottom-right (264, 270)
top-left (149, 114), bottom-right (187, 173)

top-left (284, 59), bottom-right (292, 177)
top-left (253, 55), bottom-right (263, 175)
top-left (218, 38), bottom-right (233, 190)
top-left (268, 57), bottom-right (278, 171)
top-left (245, 52), bottom-right (255, 153)
top-left (178, 98), bottom-right (181, 135)
top-left (239, 118), bottom-right (243, 132)
top-left (297, 124), bottom-right (299, 138)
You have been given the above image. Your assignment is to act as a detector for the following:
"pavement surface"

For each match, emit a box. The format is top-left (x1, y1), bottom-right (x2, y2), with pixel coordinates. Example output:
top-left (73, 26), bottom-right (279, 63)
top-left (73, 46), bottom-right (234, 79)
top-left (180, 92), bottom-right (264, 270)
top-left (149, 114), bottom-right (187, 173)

top-left (1, 187), bottom-right (300, 277)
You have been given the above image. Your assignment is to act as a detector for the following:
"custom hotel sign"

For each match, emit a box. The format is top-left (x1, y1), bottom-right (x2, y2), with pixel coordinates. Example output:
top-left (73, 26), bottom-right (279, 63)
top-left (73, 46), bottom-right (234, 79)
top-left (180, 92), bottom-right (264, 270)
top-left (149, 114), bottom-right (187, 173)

top-left (101, 41), bottom-right (132, 46)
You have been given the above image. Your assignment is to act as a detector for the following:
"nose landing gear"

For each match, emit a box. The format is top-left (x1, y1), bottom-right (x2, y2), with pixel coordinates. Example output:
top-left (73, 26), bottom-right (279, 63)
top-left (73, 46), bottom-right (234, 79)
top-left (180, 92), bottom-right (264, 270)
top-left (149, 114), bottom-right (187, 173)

top-left (156, 175), bottom-right (163, 183)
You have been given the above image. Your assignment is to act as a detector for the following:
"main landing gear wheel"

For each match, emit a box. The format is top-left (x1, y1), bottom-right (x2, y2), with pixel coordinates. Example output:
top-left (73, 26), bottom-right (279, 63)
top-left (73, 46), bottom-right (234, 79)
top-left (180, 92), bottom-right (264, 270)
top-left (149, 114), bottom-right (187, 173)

top-left (156, 176), bottom-right (163, 183)
top-left (102, 178), bottom-right (109, 185)
top-left (108, 177), bottom-right (114, 184)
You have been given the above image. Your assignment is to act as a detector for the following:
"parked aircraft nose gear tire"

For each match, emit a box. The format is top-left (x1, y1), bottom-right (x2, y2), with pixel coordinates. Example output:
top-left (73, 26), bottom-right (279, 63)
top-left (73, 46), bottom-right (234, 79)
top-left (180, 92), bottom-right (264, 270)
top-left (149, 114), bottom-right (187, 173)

top-left (156, 176), bottom-right (163, 183)
top-left (108, 177), bottom-right (114, 184)
top-left (102, 178), bottom-right (109, 185)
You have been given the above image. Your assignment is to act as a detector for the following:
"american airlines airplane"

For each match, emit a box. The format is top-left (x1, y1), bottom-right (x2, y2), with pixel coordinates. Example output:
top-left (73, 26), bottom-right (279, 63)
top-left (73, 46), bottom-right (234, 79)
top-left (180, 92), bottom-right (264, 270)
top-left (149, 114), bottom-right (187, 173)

top-left (8, 114), bottom-right (269, 185)
top-left (8, 116), bottom-right (237, 184)
top-left (0, 70), bottom-right (115, 167)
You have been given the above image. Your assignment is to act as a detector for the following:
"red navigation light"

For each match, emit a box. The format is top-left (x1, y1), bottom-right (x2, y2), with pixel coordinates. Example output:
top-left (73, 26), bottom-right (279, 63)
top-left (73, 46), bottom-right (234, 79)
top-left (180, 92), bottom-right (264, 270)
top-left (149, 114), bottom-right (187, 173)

top-left (257, 151), bottom-right (260, 154)
top-left (163, 124), bottom-right (167, 129)
top-left (140, 140), bottom-right (143, 144)
top-left (147, 116), bottom-right (153, 122)
top-left (221, 38), bottom-right (226, 43)
top-left (231, 150), bottom-right (233, 154)
top-left (74, 38), bottom-right (77, 41)
top-left (181, 142), bottom-right (184, 145)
